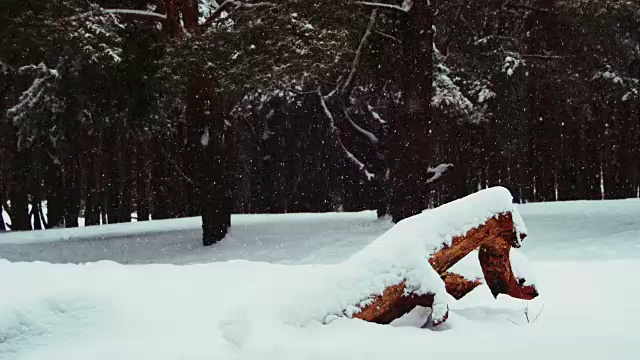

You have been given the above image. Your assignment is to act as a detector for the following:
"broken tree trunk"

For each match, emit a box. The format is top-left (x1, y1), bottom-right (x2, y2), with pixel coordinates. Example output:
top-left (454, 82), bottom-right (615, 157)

top-left (342, 187), bottom-right (538, 326)
top-left (479, 236), bottom-right (538, 300)
top-left (428, 213), bottom-right (521, 273)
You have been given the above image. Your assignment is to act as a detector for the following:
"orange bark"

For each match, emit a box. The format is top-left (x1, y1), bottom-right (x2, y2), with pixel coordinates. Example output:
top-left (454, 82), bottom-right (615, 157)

top-left (479, 237), bottom-right (538, 300)
top-left (442, 273), bottom-right (483, 300)
top-left (351, 281), bottom-right (436, 324)
top-left (429, 213), bottom-right (519, 274)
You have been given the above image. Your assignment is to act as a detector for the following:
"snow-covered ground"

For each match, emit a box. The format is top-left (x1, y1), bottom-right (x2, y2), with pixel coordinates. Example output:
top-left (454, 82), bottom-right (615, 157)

top-left (2, 198), bottom-right (640, 359)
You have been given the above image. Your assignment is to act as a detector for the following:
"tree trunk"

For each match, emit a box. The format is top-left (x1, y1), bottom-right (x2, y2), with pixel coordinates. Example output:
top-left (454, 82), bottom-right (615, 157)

top-left (10, 150), bottom-right (32, 231)
top-left (115, 117), bottom-right (131, 223)
top-left (46, 166), bottom-right (65, 228)
top-left (185, 74), bottom-right (230, 246)
top-left (390, 1), bottom-right (433, 222)
top-left (137, 141), bottom-right (151, 221)
top-left (85, 148), bottom-right (102, 226)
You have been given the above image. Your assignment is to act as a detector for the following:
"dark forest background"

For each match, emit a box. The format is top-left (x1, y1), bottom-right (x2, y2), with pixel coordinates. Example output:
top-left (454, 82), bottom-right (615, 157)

top-left (1, 1), bottom-right (639, 241)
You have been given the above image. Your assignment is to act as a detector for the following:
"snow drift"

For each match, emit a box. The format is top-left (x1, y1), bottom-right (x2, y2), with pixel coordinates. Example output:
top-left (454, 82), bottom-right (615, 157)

top-left (1, 186), bottom-right (544, 359)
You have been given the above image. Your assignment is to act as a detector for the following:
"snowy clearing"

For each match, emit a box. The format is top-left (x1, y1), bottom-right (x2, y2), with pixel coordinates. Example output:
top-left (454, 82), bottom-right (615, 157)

top-left (2, 198), bottom-right (640, 359)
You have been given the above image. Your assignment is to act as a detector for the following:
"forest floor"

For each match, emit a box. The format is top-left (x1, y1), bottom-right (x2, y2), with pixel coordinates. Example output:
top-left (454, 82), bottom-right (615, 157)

top-left (1, 199), bottom-right (640, 359)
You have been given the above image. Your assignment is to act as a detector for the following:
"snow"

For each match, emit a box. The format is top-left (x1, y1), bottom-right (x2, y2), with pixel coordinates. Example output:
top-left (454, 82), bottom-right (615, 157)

top-left (200, 126), bottom-right (210, 146)
top-left (426, 163), bottom-right (453, 183)
top-left (367, 104), bottom-right (387, 124)
top-left (2, 194), bottom-right (640, 359)
top-left (503, 56), bottom-right (521, 77)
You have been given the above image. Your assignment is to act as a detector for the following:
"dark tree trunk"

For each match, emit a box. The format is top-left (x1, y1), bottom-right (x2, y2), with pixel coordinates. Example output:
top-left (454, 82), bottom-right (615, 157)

top-left (185, 74), bottom-right (230, 246)
top-left (63, 159), bottom-right (81, 228)
top-left (390, 1), bottom-right (433, 222)
top-left (9, 188), bottom-right (30, 231)
top-left (106, 141), bottom-right (119, 224)
top-left (115, 121), bottom-right (131, 223)
top-left (151, 141), bottom-right (172, 220)
top-left (137, 141), bottom-right (151, 221)
top-left (46, 166), bottom-right (65, 228)
top-left (31, 199), bottom-right (42, 230)
top-left (85, 148), bottom-right (102, 226)
top-left (9, 149), bottom-right (31, 231)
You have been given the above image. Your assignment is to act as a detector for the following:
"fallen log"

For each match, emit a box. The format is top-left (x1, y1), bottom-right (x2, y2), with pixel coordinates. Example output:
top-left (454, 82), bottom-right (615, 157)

top-left (337, 187), bottom-right (538, 327)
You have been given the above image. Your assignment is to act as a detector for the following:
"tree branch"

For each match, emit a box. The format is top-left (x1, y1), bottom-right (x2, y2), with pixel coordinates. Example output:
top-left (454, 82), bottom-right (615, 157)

top-left (341, 9), bottom-right (378, 99)
top-left (357, 1), bottom-right (408, 14)
top-left (367, 104), bottom-right (388, 125)
top-left (344, 109), bottom-right (378, 143)
top-left (504, 2), bottom-right (549, 13)
top-left (68, 8), bottom-right (167, 22)
top-left (519, 54), bottom-right (568, 60)
top-left (103, 9), bottom-right (168, 19)
top-left (318, 89), bottom-right (374, 180)
top-left (160, 147), bottom-right (195, 186)
top-left (375, 30), bottom-right (401, 43)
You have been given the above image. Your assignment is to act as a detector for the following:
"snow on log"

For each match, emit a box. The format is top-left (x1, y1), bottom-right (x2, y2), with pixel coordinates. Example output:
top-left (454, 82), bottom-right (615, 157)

top-left (338, 187), bottom-right (535, 326)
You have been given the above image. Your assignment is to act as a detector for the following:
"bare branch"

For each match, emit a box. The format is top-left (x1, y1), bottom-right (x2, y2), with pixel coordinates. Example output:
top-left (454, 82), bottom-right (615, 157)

top-left (344, 109), bottom-right (378, 144)
top-left (375, 30), bottom-right (401, 43)
top-left (505, 317), bottom-right (520, 326)
top-left (103, 9), bottom-right (167, 19)
top-left (532, 304), bottom-right (545, 323)
top-left (318, 89), bottom-right (375, 180)
top-left (357, 1), bottom-right (408, 13)
top-left (505, 2), bottom-right (549, 13)
top-left (367, 104), bottom-right (387, 125)
top-left (318, 88), bottom-right (337, 130)
top-left (341, 9), bottom-right (378, 99)
top-left (161, 147), bottom-right (195, 186)
top-left (68, 8), bottom-right (167, 22)
top-left (520, 54), bottom-right (568, 60)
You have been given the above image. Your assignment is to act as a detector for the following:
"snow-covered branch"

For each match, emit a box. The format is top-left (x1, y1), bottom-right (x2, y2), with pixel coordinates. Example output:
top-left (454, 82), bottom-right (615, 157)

top-left (367, 104), bottom-right (387, 125)
top-left (69, 8), bottom-right (167, 22)
top-left (340, 142), bottom-right (375, 180)
top-left (357, 2), bottom-right (409, 13)
top-left (504, 2), bottom-right (549, 13)
top-left (7, 63), bottom-right (59, 125)
top-left (341, 9), bottom-right (378, 98)
top-left (318, 88), bottom-right (337, 130)
top-left (319, 89), bottom-right (374, 180)
top-left (344, 109), bottom-right (378, 143)
top-left (374, 30), bottom-right (401, 43)
top-left (102, 9), bottom-right (167, 19)
top-left (426, 163), bottom-right (453, 184)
